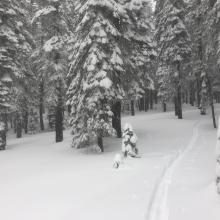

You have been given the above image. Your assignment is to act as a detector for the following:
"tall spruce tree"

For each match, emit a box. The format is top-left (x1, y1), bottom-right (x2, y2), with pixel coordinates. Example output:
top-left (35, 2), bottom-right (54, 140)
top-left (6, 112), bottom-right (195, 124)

top-left (125, 0), bottom-right (156, 113)
top-left (155, 0), bottom-right (191, 119)
top-left (0, 0), bottom-right (33, 148)
top-left (32, 0), bottom-right (69, 142)
top-left (67, 0), bottom-right (132, 151)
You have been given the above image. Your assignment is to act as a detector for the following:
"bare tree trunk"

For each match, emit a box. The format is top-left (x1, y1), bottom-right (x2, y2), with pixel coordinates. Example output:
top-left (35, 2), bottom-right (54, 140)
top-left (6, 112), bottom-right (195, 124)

top-left (174, 96), bottom-right (178, 116)
top-left (163, 101), bottom-right (167, 112)
top-left (16, 112), bottom-right (22, 138)
top-left (196, 78), bottom-right (201, 108)
top-left (23, 111), bottom-right (28, 134)
top-left (207, 76), bottom-right (217, 128)
top-left (112, 101), bottom-right (122, 138)
top-left (150, 89), bottom-right (153, 110)
top-left (131, 100), bottom-right (135, 116)
top-left (0, 115), bottom-right (6, 150)
top-left (154, 90), bottom-right (158, 104)
top-left (189, 81), bottom-right (195, 106)
top-left (39, 81), bottom-right (44, 131)
top-left (144, 89), bottom-right (149, 112)
top-left (55, 80), bottom-right (63, 143)
top-left (177, 84), bottom-right (183, 119)
top-left (97, 135), bottom-right (104, 152)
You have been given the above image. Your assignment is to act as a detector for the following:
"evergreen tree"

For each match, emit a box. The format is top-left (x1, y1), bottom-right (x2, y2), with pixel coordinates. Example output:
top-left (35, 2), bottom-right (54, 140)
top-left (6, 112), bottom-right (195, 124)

top-left (155, 0), bottom-right (191, 118)
top-left (32, 0), bottom-right (69, 142)
top-left (125, 0), bottom-right (156, 113)
top-left (67, 0), bottom-right (131, 151)
top-left (0, 0), bottom-right (33, 148)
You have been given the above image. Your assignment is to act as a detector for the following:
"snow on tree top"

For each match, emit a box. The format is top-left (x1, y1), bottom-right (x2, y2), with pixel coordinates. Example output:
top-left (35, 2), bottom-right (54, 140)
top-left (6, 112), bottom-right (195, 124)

top-left (31, 6), bottom-right (57, 24)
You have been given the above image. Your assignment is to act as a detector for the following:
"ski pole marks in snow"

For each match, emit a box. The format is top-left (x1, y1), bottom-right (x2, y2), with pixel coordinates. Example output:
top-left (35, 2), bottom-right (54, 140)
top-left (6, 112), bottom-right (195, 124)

top-left (146, 121), bottom-right (200, 220)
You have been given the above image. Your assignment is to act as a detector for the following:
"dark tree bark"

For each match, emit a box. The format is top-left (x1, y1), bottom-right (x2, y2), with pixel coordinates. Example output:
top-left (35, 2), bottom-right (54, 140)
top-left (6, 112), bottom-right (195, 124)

top-left (131, 100), bottom-right (135, 116)
top-left (23, 111), bottom-right (28, 134)
top-left (16, 112), bottom-right (22, 138)
top-left (112, 101), bottom-right (122, 138)
top-left (189, 82), bottom-right (195, 106)
top-left (0, 116), bottom-right (6, 150)
top-left (39, 81), bottom-right (45, 131)
top-left (207, 76), bottom-right (217, 128)
top-left (144, 89), bottom-right (149, 112)
top-left (177, 84), bottom-right (182, 119)
top-left (97, 135), bottom-right (104, 152)
top-left (163, 102), bottom-right (167, 112)
top-left (150, 89), bottom-right (153, 110)
top-left (154, 90), bottom-right (158, 104)
top-left (55, 80), bottom-right (63, 143)
top-left (196, 78), bottom-right (201, 108)
top-left (176, 63), bottom-right (183, 119)
top-left (174, 96), bottom-right (178, 116)
top-left (13, 116), bottom-right (17, 133)
top-left (140, 97), bottom-right (144, 111)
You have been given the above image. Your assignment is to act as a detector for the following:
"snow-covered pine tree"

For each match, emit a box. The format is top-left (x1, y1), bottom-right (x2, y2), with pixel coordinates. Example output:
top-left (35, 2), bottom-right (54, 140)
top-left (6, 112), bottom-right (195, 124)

top-left (185, 0), bottom-right (204, 108)
top-left (156, 64), bottom-right (173, 112)
top-left (195, 0), bottom-right (218, 127)
top-left (124, 0), bottom-right (156, 114)
top-left (0, 0), bottom-right (33, 148)
top-left (67, 0), bottom-right (130, 151)
top-left (155, 0), bottom-right (191, 119)
top-left (32, 0), bottom-right (69, 142)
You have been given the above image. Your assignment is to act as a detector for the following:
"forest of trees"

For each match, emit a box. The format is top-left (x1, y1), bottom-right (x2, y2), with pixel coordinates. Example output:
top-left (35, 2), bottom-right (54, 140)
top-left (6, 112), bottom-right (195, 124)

top-left (0, 0), bottom-right (220, 152)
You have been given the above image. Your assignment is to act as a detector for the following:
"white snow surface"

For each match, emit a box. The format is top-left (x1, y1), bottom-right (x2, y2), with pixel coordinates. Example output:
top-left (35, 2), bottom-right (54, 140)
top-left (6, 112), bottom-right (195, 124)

top-left (0, 105), bottom-right (220, 220)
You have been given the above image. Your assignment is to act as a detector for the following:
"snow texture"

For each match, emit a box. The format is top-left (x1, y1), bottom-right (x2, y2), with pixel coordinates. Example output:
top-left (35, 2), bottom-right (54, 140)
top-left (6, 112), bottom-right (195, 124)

top-left (0, 106), bottom-right (220, 220)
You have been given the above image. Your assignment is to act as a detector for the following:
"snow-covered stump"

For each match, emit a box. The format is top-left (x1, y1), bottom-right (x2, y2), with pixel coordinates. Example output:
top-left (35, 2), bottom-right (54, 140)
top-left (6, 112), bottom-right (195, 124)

top-left (216, 118), bottom-right (220, 194)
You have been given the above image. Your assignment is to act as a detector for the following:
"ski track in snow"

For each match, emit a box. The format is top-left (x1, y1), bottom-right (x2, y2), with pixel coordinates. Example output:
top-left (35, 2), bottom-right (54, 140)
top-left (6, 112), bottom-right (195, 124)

top-left (146, 120), bottom-right (200, 220)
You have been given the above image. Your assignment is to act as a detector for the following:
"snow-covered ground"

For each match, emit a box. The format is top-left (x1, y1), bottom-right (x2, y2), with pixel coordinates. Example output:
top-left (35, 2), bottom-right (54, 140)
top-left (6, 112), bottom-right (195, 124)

top-left (0, 105), bottom-right (220, 220)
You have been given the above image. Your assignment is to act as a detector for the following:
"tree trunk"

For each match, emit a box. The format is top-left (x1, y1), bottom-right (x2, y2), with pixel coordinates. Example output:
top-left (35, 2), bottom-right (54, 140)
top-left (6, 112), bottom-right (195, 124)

top-left (154, 90), bottom-right (158, 104)
top-left (174, 96), bottom-right (178, 116)
top-left (23, 111), bottom-right (28, 134)
top-left (140, 97), bottom-right (144, 111)
top-left (131, 100), bottom-right (135, 116)
top-left (112, 101), bottom-right (122, 138)
top-left (211, 102), bottom-right (217, 128)
top-left (189, 82), bottom-right (195, 106)
top-left (55, 80), bottom-right (63, 143)
top-left (39, 81), bottom-right (44, 131)
top-left (0, 116), bottom-right (6, 150)
top-left (16, 112), bottom-right (22, 138)
top-left (97, 135), bottom-right (104, 152)
top-left (150, 89), bottom-right (153, 110)
top-left (176, 63), bottom-right (183, 119)
top-left (177, 85), bottom-right (182, 119)
top-left (207, 76), bottom-right (217, 128)
top-left (144, 89), bottom-right (149, 112)
top-left (163, 101), bottom-right (167, 112)
top-left (196, 78), bottom-right (201, 108)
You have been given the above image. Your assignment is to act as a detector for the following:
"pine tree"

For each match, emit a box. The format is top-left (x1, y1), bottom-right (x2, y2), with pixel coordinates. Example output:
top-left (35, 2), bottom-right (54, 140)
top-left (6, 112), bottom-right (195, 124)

top-left (32, 0), bottom-right (69, 142)
top-left (67, 0), bottom-right (131, 151)
top-left (124, 0), bottom-right (156, 113)
top-left (155, 0), bottom-right (191, 119)
top-left (0, 0), bottom-right (33, 148)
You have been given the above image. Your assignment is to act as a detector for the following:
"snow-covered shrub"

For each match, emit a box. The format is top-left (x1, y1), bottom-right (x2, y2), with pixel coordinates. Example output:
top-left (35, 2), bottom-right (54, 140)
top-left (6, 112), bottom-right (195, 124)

top-left (216, 117), bottom-right (220, 194)
top-left (122, 123), bottom-right (138, 157)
